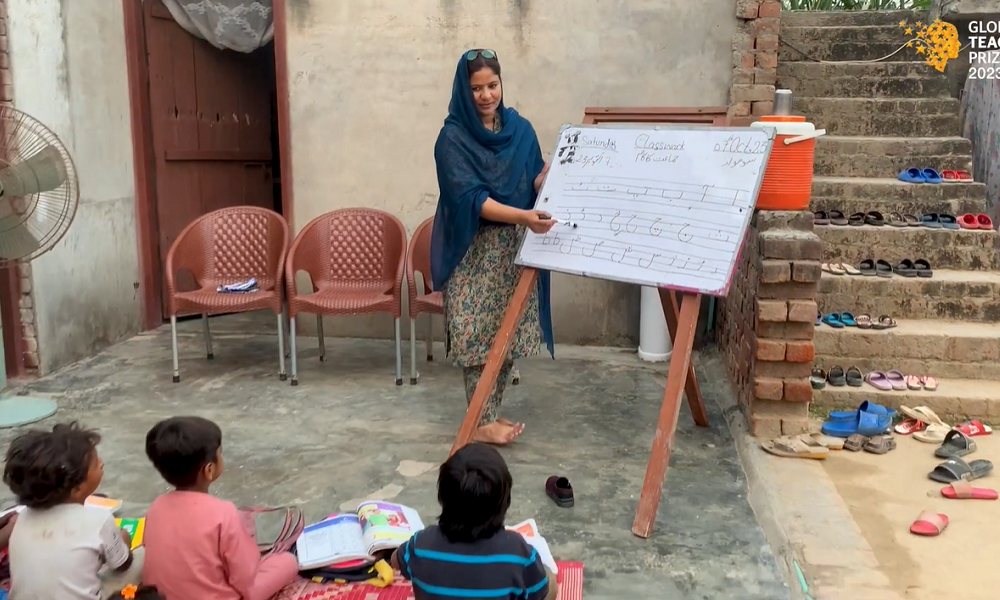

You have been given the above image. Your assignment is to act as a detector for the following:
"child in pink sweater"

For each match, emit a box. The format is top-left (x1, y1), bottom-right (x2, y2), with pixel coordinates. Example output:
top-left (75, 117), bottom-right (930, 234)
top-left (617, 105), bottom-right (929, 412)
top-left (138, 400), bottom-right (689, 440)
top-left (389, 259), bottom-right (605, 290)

top-left (141, 417), bottom-right (298, 600)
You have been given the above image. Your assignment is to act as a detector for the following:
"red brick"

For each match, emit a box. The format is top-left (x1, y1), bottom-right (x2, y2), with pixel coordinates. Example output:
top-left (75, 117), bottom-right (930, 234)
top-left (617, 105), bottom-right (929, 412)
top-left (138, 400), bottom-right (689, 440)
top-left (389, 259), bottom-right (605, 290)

top-left (756, 51), bottom-right (778, 69)
top-left (756, 321), bottom-right (815, 340)
top-left (785, 341), bottom-right (815, 363)
top-left (755, 35), bottom-right (780, 51)
top-left (760, 233), bottom-right (822, 260)
top-left (759, 260), bottom-right (790, 283)
top-left (787, 300), bottom-right (818, 323)
top-left (783, 379), bottom-right (813, 403)
top-left (754, 67), bottom-right (777, 85)
top-left (734, 50), bottom-right (756, 69)
top-left (732, 83), bottom-right (776, 103)
top-left (755, 361), bottom-right (812, 379)
top-left (792, 261), bottom-right (822, 283)
top-left (756, 299), bottom-right (787, 322)
top-left (754, 377), bottom-right (784, 400)
top-left (750, 415), bottom-right (781, 438)
top-left (750, 17), bottom-right (780, 36)
top-left (751, 101), bottom-right (774, 116)
top-left (756, 339), bottom-right (786, 361)
top-left (758, 282), bottom-right (816, 300)
top-left (759, 0), bottom-right (782, 18)
top-left (736, 0), bottom-right (761, 19)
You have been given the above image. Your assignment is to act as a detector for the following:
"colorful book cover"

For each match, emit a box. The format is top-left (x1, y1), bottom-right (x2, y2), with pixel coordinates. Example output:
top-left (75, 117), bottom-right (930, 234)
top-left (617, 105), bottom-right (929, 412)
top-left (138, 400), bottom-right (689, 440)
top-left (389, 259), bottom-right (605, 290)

top-left (116, 518), bottom-right (145, 550)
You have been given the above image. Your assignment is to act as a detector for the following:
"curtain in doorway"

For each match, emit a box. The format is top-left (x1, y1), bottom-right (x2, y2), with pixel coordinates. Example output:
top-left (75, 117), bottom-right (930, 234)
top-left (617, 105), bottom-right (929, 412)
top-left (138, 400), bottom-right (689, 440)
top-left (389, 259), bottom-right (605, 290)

top-left (157, 0), bottom-right (273, 53)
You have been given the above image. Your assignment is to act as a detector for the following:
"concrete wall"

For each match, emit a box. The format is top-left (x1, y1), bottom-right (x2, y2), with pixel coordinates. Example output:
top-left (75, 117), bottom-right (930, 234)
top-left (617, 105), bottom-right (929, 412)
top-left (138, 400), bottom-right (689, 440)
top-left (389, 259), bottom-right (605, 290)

top-left (285, 0), bottom-right (736, 346)
top-left (7, 0), bottom-right (141, 374)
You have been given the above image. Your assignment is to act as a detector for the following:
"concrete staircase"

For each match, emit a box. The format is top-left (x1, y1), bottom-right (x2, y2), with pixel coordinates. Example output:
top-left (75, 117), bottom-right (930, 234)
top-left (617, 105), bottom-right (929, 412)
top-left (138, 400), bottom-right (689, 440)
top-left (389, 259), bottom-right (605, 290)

top-left (779, 10), bottom-right (1000, 421)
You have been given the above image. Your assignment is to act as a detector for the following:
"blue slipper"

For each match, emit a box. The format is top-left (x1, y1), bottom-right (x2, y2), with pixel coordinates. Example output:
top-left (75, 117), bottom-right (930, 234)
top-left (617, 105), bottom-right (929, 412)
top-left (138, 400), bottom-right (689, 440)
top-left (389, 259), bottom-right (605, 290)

top-left (822, 313), bottom-right (844, 328)
top-left (922, 168), bottom-right (943, 184)
top-left (898, 168), bottom-right (926, 183)
top-left (839, 312), bottom-right (857, 327)
top-left (821, 410), bottom-right (893, 438)
top-left (827, 400), bottom-right (897, 422)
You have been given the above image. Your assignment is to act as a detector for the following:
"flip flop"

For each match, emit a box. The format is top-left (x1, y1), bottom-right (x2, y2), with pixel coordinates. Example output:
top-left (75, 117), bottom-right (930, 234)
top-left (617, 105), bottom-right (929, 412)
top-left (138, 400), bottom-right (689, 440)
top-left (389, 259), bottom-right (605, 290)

top-left (813, 210), bottom-right (830, 225)
top-left (921, 213), bottom-right (942, 228)
top-left (810, 368), bottom-right (827, 390)
top-left (761, 436), bottom-right (829, 460)
top-left (843, 433), bottom-right (869, 452)
top-left (905, 374), bottom-right (923, 390)
top-left (941, 169), bottom-right (960, 183)
top-left (848, 212), bottom-right (866, 226)
top-left (856, 314), bottom-right (872, 329)
top-left (865, 211), bottom-right (886, 226)
top-left (839, 312), bottom-right (857, 327)
top-left (886, 370), bottom-right (906, 391)
top-left (934, 430), bottom-right (977, 458)
top-left (866, 371), bottom-right (893, 391)
top-left (920, 375), bottom-right (939, 390)
top-left (859, 259), bottom-right (877, 276)
top-left (829, 210), bottom-right (849, 226)
top-left (821, 410), bottom-right (893, 438)
top-left (940, 480), bottom-right (998, 500)
top-left (841, 263), bottom-right (862, 276)
top-left (822, 313), bottom-right (845, 328)
top-left (928, 457), bottom-right (994, 482)
top-left (903, 213), bottom-right (920, 227)
top-left (875, 259), bottom-right (894, 277)
top-left (956, 170), bottom-right (974, 182)
top-left (894, 418), bottom-right (927, 435)
top-left (887, 212), bottom-right (907, 227)
top-left (910, 511), bottom-right (948, 536)
top-left (953, 420), bottom-right (992, 437)
top-left (801, 433), bottom-right (845, 450)
top-left (898, 167), bottom-right (926, 183)
top-left (828, 263), bottom-right (847, 275)
top-left (914, 423), bottom-right (952, 444)
top-left (922, 168), bottom-right (943, 184)
top-left (827, 365), bottom-right (847, 387)
top-left (914, 259), bottom-right (933, 278)
top-left (977, 214), bottom-right (994, 230)
top-left (863, 435), bottom-right (896, 454)
top-left (872, 315), bottom-right (897, 330)
top-left (959, 213), bottom-right (978, 229)
top-left (828, 400), bottom-right (895, 421)
top-left (846, 366), bottom-right (864, 387)
top-left (900, 405), bottom-right (947, 427)
top-left (939, 213), bottom-right (960, 230)
top-left (894, 259), bottom-right (916, 277)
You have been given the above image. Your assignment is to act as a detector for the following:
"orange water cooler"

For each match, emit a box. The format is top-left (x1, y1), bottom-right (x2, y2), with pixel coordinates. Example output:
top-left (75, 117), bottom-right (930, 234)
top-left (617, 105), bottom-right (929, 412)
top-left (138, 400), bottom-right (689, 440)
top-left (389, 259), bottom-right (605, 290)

top-left (749, 90), bottom-right (826, 211)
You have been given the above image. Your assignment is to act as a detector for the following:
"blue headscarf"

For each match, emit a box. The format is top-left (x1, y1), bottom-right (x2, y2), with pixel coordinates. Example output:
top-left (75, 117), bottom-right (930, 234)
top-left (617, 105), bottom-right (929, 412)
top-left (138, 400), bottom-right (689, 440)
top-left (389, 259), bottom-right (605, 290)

top-left (429, 51), bottom-right (553, 358)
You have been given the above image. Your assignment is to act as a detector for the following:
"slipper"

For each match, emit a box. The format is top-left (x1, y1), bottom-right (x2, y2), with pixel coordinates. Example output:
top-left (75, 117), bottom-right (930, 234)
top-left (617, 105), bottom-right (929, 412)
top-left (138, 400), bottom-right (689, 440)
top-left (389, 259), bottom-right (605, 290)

top-left (905, 374), bottom-right (923, 390)
top-left (848, 212), bottom-right (865, 226)
top-left (903, 213), bottom-right (921, 227)
top-left (920, 213), bottom-right (942, 228)
top-left (810, 368), bottom-right (827, 390)
top-left (798, 432), bottom-right (845, 451)
top-left (545, 475), bottom-right (575, 507)
top-left (828, 210), bottom-right (849, 226)
top-left (898, 167), bottom-right (926, 183)
top-left (875, 259), bottom-right (893, 277)
top-left (828, 400), bottom-right (896, 421)
top-left (894, 418), bottom-right (927, 435)
top-left (843, 433), bottom-right (869, 451)
top-left (761, 437), bottom-right (829, 460)
top-left (914, 423), bottom-right (952, 444)
top-left (821, 263), bottom-right (843, 275)
top-left (940, 480), bottom-right (998, 500)
top-left (977, 214), bottom-right (994, 230)
top-left (856, 314), bottom-right (872, 329)
top-left (828, 263), bottom-right (847, 275)
top-left (872, 314), bottom-right (897, 330)
top-left (894, 259), bottom-right (916, 277)
top-left (846, 366), bottom-right (864, 387)
top-left (886, 370), bottom-right (906, 390)
top-left (839, 312), bottom-right (857, 327)
top-left (900, 405), bottom-right (947, 427)
top-left (865, 211), bottom-right (885, 226)
top-left (928, 457), bottom-right (994, 482)
top-left (955, 170), bottom-right (974, 182)
top-left (821, 410), bottom-right (893, 438)
top-left (859, 259), bottom-right (877, 276)
top-left (941, 169), bottom-right (960, 183)
top-left (813, 210), bottom-right (830, 225)
top-left (841, 263), bottom-right (861, 275)
top-left (959, 213), bottom-right (978, 229)
top-left (866, 371), bottom-right (893, 391)
top-left (822, 313), bottom-right (845, 328)
top-left (922, 168), bottom-right (943, 184)
top-left (935, 430), bottom-right (976, 458)
top-left (939, 213), bottom-right (960, 230)
top-left (920, 375), bottom-right (939, 390)
top-left (910, 511), bottom-right (948, 536)
top-left (863, 435), bottom-right (896, 454)
top-left (953, 420), bottom-right (992, 437)
top-left (827, 365), bottom-right (847, 387)
top-left (914, 259), bottom-right (933, 278)
top-left (887, 212), bottom-right (907, 227)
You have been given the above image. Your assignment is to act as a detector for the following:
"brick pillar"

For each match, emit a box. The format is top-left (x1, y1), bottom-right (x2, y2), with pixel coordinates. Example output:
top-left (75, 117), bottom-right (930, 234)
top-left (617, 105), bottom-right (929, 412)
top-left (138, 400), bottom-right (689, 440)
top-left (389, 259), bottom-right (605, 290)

top-left (731, 0), bottom-right (780, 118)
top-left (717, 212), bottom-right (821, 438)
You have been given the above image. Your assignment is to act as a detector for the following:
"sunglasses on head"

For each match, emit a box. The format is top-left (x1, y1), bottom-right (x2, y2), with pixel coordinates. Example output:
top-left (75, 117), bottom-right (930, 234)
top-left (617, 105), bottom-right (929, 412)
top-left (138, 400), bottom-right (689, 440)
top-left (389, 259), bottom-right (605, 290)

top-left (465, 49), bottom-right (497, 61)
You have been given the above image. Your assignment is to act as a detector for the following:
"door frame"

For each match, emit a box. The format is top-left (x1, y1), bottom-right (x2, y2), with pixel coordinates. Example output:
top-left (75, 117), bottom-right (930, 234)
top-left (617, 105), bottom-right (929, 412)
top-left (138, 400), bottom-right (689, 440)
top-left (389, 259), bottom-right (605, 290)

top-left (122, 0), bottom-right (296, 331)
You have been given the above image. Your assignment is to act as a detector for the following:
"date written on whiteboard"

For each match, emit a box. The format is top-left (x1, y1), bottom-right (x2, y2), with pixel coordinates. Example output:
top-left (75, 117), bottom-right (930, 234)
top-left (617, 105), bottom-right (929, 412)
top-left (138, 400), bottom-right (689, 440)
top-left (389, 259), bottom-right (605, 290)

top-left (714, 135), bottom-right (767, 168)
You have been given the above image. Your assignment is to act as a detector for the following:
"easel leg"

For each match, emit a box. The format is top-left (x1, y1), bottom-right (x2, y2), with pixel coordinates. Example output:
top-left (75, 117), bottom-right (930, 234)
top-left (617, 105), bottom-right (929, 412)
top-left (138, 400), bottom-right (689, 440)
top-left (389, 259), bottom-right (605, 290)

top-left (632, 292), bottom-right (702, 539)
top-left (449, 268), bottom-right (539, 457)
top-left (660, 289), bottom-right (709, 427)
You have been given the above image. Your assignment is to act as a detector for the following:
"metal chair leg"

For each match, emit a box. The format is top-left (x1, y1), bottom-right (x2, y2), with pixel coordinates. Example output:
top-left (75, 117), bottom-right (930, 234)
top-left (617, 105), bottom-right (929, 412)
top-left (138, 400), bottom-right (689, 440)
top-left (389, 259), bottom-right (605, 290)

top-left (277, 310), bottom-right (287, 381)
top-left (409, 317), bottom-right (418, 385)
top-left (425, 313), bottom-right (434, 361)
top-left (290, 316), bottom-right (299, 386)
top-left (394, 317), bottom-right (403, 386)
top-left (283, 305), bottom-right (291, 358)
top-left (317, 314), bottom-right (326, 362)
top-left (170, 316), bottom-right (181, 383)
top-left (202, 314), bottom-right (214, 359)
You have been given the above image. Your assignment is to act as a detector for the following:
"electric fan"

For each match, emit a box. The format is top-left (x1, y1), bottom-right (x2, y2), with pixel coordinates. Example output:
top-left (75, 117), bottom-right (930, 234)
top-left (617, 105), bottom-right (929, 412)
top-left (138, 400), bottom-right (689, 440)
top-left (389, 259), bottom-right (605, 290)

top-left (0, 106), bottom-right (79, 428)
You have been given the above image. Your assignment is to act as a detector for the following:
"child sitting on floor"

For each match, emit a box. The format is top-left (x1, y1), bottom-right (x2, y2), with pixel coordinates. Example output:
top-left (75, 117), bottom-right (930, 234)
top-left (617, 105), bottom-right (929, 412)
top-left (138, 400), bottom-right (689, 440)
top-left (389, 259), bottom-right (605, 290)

top-left (391, 442), bottom-right (558, 600)
top-left (140, 416), bottom-right (298, 600)
top-left (3, 422), bottom-right (142, 600)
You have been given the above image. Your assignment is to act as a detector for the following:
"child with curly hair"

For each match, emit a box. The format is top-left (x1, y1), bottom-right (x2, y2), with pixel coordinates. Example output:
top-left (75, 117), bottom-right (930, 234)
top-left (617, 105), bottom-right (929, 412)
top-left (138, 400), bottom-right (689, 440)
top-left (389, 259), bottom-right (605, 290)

top-left (3, 422), bottom-right (142, 600)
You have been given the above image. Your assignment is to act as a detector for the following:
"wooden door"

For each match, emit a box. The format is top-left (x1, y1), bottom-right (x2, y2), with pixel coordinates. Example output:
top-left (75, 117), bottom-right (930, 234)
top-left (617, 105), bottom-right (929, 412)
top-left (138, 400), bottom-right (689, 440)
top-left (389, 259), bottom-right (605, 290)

top-left (144, 0), bottom-right (274, 317)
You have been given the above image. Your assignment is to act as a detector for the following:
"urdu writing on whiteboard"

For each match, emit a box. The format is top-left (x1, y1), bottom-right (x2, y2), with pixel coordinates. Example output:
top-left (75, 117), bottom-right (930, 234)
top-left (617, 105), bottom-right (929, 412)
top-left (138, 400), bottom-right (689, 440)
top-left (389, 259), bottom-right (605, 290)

top-left (517, 125), bottom-right (773, 295)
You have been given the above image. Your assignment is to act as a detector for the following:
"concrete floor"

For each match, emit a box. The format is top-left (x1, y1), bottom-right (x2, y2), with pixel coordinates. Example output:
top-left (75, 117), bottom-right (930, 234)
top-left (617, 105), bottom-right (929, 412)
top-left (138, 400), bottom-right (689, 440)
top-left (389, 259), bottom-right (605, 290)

top-left (0, 313), bottom-right (791, 600)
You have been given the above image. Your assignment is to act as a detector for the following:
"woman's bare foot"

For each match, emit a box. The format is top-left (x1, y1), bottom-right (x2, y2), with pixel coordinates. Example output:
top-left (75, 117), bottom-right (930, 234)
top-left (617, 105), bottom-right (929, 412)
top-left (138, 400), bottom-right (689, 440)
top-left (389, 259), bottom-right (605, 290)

top-left (472, 421), bottom-right (522, 445)
top-left (497, 417), bottom-right (525, 436)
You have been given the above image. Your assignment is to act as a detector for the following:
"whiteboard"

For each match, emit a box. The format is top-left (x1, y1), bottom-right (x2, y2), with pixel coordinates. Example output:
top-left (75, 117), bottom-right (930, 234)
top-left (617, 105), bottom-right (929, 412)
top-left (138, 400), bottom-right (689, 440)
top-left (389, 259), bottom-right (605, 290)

top-left (515, 124), bottom-right (775, 296)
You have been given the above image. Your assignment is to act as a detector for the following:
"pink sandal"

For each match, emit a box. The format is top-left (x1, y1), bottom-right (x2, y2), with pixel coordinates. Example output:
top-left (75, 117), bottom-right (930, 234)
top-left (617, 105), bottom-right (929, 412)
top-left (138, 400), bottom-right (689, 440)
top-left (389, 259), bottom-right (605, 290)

top-left (905, 375), bottom-right (923, 390)
top-left (866, 371), bottom-right (892, 391)
top-left (920, 375), bottom-right (939, 391)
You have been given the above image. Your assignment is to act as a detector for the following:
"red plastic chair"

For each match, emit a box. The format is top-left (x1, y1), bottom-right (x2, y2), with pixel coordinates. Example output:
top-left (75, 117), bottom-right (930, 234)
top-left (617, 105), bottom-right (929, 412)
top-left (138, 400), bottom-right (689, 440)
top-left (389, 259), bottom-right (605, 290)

top-left (404, 217), bottom-right (444, 384)
top-left (285, 209), bottom-right (407, 385)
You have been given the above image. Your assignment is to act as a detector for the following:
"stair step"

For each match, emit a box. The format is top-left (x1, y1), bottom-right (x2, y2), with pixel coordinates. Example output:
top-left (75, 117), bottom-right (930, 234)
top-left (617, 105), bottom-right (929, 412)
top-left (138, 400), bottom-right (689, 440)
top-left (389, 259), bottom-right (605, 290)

top-left (813, 377), bottom-right (1000, 423)
top-left (797, 97), bottom-right (960, 137)
top-left (780, 25), bottom-right (914, 62)
top-left (782, 10), bottom-right (923, 28)
top-left (815, 136), bottom-right (972, 179)
top-left (816, 224), bottom-right (1000, 271)
top-left (811, 176), bottom-right (988, 216)
top-left (778, 61), bottom-right (950, 98)
top-left (818, 269), bottom-right (1000, 322)
top-left (815, 319), bottom-right (1000, 381)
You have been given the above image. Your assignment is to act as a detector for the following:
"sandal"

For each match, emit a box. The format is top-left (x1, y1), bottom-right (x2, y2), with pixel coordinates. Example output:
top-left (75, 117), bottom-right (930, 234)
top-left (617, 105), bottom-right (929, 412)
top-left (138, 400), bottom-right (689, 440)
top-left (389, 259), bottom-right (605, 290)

top-left (905, 374), bottom-right (923, 390)
top-left (953, 420), bottom-right (992, 437)
top-left (859, 259), bottom-right (876, 276)
top-left (846, 366), bottom-right (864, 387)
top-left (894, 259), bottom-right (916, 277)
top-left (900, 405), bottom-right (947, 427)
top-left (810, 368), bottom-right (827, 390)
top-left (941, 480), bottom-right (998, 500)
top-left (886, 370), bottom-right (906, 390)
top-left (839, 312), bottom-right (857, 327)
top-left (814, 210), bottom-right (830, 225)
top-left (887, 212), bottom-right (907, 227)
top-left (827, 365), bottom-right (847, 387)
top-left (928, 456), bottom-right (994, 482)
top-left (894, 418), bottom-right (927, 435)
top-left (872, 315), bottom-right (897, 330)
top-left (914, 259), bottom-right (933, 278)
top-left (921, 213), bottom-right (942, 228)
top-left (866, 371), bottom-right (893, 391)
top-left (910, 511), bottom-right (948, 537)
top-left (960, 213), bottom-right (978, 229)
top-left (934, 430), bottom-right (976, 459)
top-left (920, 375), bottom-right (939, 391)
top-left (760, 436), bottom-right (829, 460)
top-left (829, 210), bottom-right (849, 226)
top-left (865, 211), bottom-right (886, 226)
top-left (875, 259), bottom-right (893, 278)
top-left (903, 213), bottom-right (920, 227)
top-left (848, 212), bottom-right (865, 226)
top-left (939, 213), bottom-right (960, 230)
top-left (797, 432), bottom-right (845, 451)
top-left (863, 435), bottom-right (896, 454)
top-left (914, 423), bottom-right (952, 444)
top-left (856, 314), bottom-right (872, 329)
top-left (955, 170), bottom-right (974, 182)
top-left (828, 263), bottom-right (847, 275)
top-left (822, 313), bottom-right (845, 328)
top-left (841, 263), bottom-right (861, 276)
top-left (977, 214), bottom-right (994, 230)
top-left (843, 433), bottom-right (869, 452)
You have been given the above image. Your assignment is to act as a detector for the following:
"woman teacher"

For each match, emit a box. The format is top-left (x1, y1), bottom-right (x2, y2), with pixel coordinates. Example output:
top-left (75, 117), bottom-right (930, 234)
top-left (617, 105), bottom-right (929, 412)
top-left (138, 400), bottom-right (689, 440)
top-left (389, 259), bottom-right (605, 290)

top-left (430, 49), bottom-right (555, 445)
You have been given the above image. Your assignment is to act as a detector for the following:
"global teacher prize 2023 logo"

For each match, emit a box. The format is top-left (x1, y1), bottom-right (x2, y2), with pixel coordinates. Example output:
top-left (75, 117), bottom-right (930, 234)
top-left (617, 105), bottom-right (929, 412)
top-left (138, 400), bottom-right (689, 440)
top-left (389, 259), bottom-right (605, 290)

top-left (898, 17), bottom-right (999, 80)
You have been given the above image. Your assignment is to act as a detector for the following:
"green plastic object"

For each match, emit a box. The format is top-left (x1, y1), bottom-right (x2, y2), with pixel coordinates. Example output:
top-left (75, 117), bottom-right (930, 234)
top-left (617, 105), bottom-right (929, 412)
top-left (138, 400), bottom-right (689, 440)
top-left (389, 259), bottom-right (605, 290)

top-left (0, 320), bottom-right (57, 429)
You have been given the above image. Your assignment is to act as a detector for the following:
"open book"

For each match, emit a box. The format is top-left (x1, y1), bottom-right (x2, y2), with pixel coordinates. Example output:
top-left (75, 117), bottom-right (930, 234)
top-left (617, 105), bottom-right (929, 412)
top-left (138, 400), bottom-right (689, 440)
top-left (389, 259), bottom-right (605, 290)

top-left (295, 501), bottom-right (425, 570)
top-left (507, 519), bottom-right (558, 575)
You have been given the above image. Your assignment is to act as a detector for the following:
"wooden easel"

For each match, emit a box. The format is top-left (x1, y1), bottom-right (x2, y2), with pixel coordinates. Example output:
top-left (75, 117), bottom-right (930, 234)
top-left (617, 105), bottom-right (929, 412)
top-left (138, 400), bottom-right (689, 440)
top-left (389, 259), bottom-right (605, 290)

top-left (448, 268), bottom-right (709, 539)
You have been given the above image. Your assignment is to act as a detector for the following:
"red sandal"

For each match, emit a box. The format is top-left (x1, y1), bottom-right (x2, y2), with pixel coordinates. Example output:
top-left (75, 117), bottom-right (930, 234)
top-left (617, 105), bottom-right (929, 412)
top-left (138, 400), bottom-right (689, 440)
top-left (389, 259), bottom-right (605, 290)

top-left (910, 511), bottom-right (948, 536)
top-left (954, 420), bottom-right (992, 437)
top-left (977, 214), bottom-right (994, 230)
